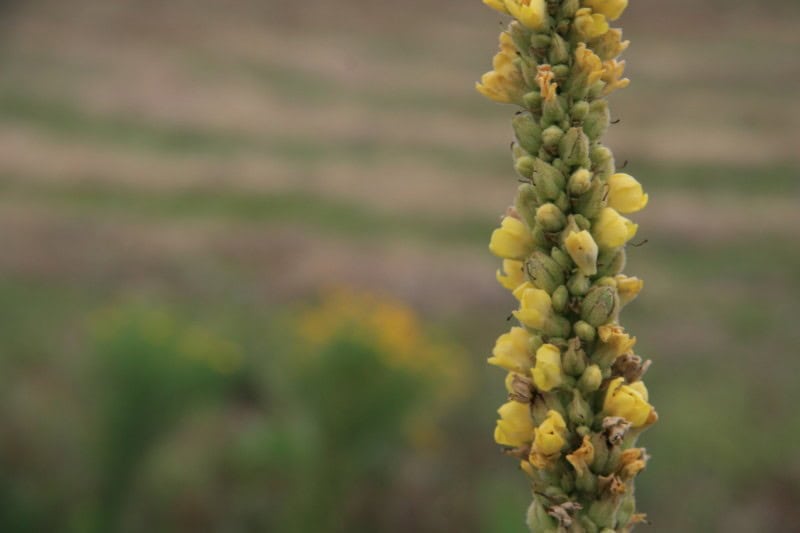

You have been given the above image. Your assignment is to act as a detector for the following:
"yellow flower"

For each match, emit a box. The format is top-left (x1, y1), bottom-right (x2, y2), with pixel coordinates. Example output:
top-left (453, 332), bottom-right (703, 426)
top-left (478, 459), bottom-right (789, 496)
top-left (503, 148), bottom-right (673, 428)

top-left (584, 0), bottom-right (628, 21)
top-left (496, 259), bottom-right (526, 291)
top-left (574, 8), bottom-right (609, 39)
top-left (607, 173), bottom-right (648, 214)
top-left (494, 400), bottom-right (535, 447)
top-left (489, 216), bottom-right (534, 260)
top-left (566, 435), bottom-right (595, 476)
top-left (589, 28), bottom-right (630, 61)
top-left (476, 32), bottom-right (523, 104)
top-left (530, 410), bottom-right (567, 466)
top-left (601, 59), bottom-right (630, 95)
top-left (535, 64), bottom-right (558, 103)
top-left (574, 43), bottom-right (604, 86)
top-left (592, 207), bottom-right (637, 249)
top-left (604, 377), bottom-right (654, 428)
top-left (504, 0), bottom-right (547, 30)
top-left (488, 327), bottom-right (532, 374)
top-left (512, 287), bottom-right (553, 331)
top-left (564, 230), bottom-right (599, 276)
top-left (596, 323), bottom-right (636, 359)
top-left (511, 280), bottom-right (536, 301)
top-left (531, 343), bottom-right (563, 391)
top-left (615, 274), bottom-right (644, 306)
top-left (483, 0), bottom-right (509, 14)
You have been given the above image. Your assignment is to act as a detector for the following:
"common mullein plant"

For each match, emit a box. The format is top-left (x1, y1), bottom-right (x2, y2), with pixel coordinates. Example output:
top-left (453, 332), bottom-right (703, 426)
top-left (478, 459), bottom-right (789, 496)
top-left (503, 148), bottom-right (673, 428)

top-left (477, 0), bottom-right (657, 531)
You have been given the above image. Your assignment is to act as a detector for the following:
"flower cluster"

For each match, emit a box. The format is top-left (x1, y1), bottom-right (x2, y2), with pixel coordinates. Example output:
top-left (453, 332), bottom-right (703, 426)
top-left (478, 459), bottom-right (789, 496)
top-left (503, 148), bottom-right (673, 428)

top-left (478, 1), bottom-right (656, 530)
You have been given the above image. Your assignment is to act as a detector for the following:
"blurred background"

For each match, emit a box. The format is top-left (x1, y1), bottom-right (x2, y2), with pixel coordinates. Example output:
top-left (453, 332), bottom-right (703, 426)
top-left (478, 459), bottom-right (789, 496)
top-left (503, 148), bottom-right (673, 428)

top-left (0, 0), bottom-right (798, 531)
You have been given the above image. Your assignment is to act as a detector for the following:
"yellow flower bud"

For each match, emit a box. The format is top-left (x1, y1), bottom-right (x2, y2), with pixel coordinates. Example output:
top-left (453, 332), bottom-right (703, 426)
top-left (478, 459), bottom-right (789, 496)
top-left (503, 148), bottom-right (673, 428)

top-left (577, 364), bottom-right (602, 393)
top-left (505, 0), bottom-right (547, 30)
top-left (574, 42), bottom-right (604, 86)
top-left (495, 400), bottom-right (535, 447)
top-left (490, 216), bottom-right (534, 260)
top-left (532, 410), bottom-right (567, 458)
top-left (584, 0), bottom-right (628, 21)
top-left (483, 0), bottom-right (509, 14)
top-left (603, 377), bottom-right (654, 428)
top-left (488, 327), bottom-right (533, 374)
top-left (592, 207), bottom-right (638, 249)
top-left (607, 173), bottom-right (648, 214)
top-left (496, 259), bottom-right (526, 291)
top-left (531, 343), bottom-right (563, 391)
top-left (615, 274), bottom-right (644, 306)
top-left (564, 230), bottom-right (599, 276)
top-left (512, 287), bottom-right (552, 331)
top-left (574, 8), bottom-right (609, 39)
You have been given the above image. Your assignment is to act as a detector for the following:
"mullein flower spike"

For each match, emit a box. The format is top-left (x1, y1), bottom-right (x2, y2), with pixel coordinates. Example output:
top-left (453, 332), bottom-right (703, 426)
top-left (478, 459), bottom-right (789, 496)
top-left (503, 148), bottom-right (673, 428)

top-left (479, 1), bottom-right (656, 530)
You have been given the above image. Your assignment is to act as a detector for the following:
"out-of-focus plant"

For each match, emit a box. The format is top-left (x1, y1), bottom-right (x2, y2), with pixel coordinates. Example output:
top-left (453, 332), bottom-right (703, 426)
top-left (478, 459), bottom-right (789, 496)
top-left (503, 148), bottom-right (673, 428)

top-left (477, 1), bottom-right (656, 530)
top-left (88, 304), bottom-right (241, 532)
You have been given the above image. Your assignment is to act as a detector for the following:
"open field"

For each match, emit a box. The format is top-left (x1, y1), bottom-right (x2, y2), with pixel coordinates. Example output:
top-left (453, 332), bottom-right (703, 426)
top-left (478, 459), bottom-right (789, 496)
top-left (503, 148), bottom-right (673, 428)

top-left (0, 0), bottom-right (799, 531)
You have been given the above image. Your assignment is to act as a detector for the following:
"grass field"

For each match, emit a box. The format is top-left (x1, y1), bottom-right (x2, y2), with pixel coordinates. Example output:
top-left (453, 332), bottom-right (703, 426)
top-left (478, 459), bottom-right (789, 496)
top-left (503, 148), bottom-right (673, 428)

top-left (0, 0), bottom-right (799, 531)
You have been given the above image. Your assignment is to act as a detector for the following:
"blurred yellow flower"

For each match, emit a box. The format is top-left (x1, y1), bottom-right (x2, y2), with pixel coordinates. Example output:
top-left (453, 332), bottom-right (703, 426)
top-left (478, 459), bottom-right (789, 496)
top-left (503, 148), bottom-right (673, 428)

top-left (604, 377), bottom-right (654, 427)
top-left (535, 65), bottom-right (558, 103)
top-left (574, 8), bottom-right (609, 39)
top-left (530, 410), bottom-right (567, 466)
top-left (512, 287), bottom-right (552, 331)
top-left (505, 0), bottom-right (547, 30)
top-left (483, 0), bottom-right (509, 14)
top-left (488, 327), bottom-right (532, 374)
top-left (592, 207), bottom-right (638, 249)
top-left (476, 32), bottom-right (524, 104)
top-left (496, 259), bottom-right (526, 292)
top-left (574, 43), bottom-right (604, 86)
top-left (489, 216), bottom-right (534, 260)
top-left (566, 435), bottom-right (595, 476)
top-left (584, 0), bottom-right (628, 21)
top-left (615, 274), bottom-right (644, 306)
top-left (531, 343), bottom-right (563, 391)
top-left (607, 172), bottom-right (648, 214)
top-left (601, 59), bottom-right (631, 95)
top-left (564, 230), bottom-right (599, 276)
top-left (495, 400), bottom-right (535, 447)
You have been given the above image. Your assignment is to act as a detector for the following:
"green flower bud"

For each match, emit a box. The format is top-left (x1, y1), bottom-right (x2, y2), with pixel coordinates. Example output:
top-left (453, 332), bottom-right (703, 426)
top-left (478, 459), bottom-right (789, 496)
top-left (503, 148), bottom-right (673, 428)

top-left (509, 21), bottom-right (532, 53)
top-left (579, 515), bottom-right (601, 533)
top-left (514, 155), bottom-right (536, 180)
top-left (578, 364), bottom-right (603, 393)
top-left (568, 389), bottom-right (593, 425)
top-left (551, 247), bottom-right (575, 271)
top-left (525, 250), bottom-right (566, 293)
top-left (583, 100), bottom-right (610, 140)
top-left (554, 191), bottom-right (570, 213)
top-left (542, 95), bottom-right (567, 126)
top-left (522, 91), bottom-right (542, 115)
top-left (574, 320), bottom-right (596, 343)
top-left (590, 145), bottom-right (615, 181)
top-left (588, 498), bottom-right (622, 530)
top-left (526, 499), bottom-right (558, 532)
top-left (560, 0), bottom-right (580, 19)
top-left (532, 33), bottom-right (552, 50)
top-left (581, 285), bottom-right (618, 327)
top-left (563, 337), bottom-right (587, 376)
top-left (533, 158), bottom-right (566, 202)
top-left (590, 432), bottom-right (610, 472)
top-left (551, 64), bottom-right (570, 84)
top-left (574, 177), bottom-right (606, 219)
top-left (548, 33), bottom-right (570, 66)
top-left (529, 333), bottom-right (545, 353)
top-left (513, 112), bottom-right (543, 155)
top-left (573, 213), bottom-right (591, 231)
top-left (568, 168), bottom-right (592, 196)
top-left (616, 496), bottom-right (636, 532)
top-left (535, 202), bottom-right (566, 232)
top-left (552, 285), bottom-right (569, 313)
top-left (570, 100), bottom-right (590, 122)
top-left (597, 247), bottom-right (626, 277)
top-left (542, 125), bottom-right (565, 153)
top-left (515, 183), bottom-right (539, 228)
top-left (559, 127), bottom-right (590, 167)
top-left (568, 273), bottom-right (592, 296)
top-left (552, 158), bottom-right (571, 177)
